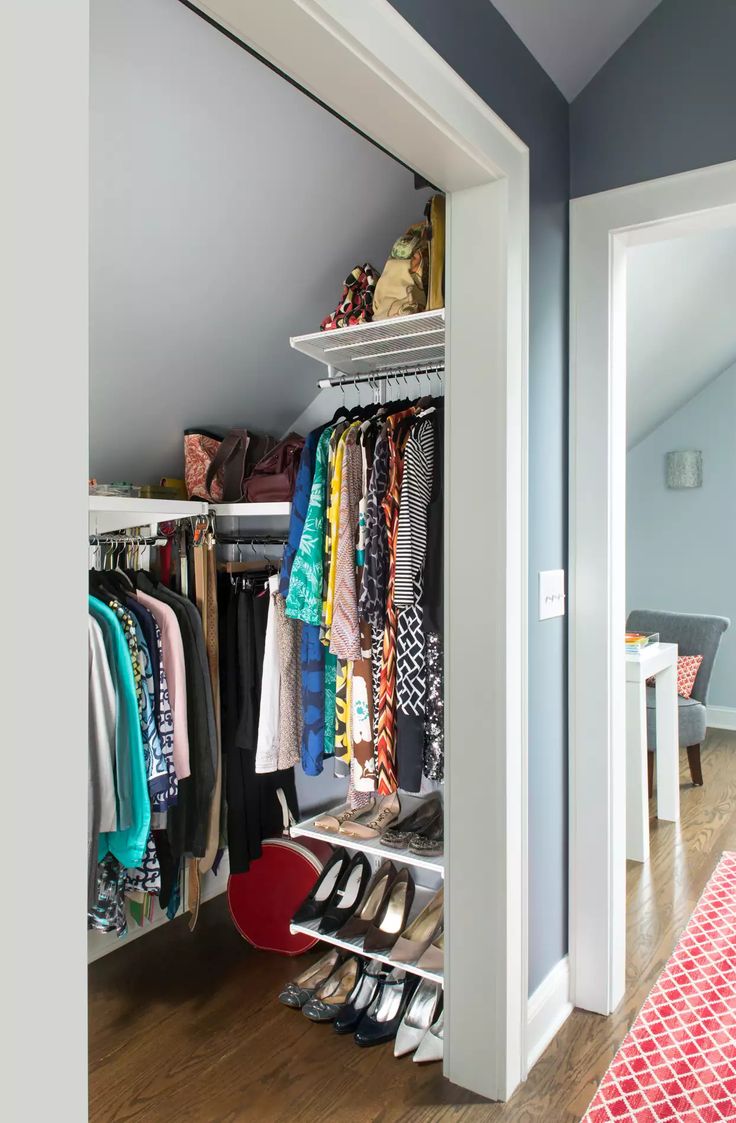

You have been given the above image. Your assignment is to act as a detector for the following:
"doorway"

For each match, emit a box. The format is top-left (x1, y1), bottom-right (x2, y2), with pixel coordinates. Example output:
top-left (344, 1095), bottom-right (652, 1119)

top-left (20, 0), bottom-right (531, 1112)
top-left (569, 159), bottom-right (736, 1014)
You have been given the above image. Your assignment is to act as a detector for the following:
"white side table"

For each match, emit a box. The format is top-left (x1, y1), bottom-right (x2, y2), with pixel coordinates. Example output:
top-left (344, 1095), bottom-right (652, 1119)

top-left (625, 641), bottom-right (679, 863)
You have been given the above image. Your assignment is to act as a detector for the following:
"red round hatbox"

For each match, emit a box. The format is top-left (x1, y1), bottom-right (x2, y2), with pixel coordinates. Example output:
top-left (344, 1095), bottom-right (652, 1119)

top-left (227, 836), bottom-right (334, 956)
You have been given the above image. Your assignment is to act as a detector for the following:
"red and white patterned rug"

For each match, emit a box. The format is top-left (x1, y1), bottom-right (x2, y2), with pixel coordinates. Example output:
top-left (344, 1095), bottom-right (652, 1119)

top-left (582, 850), bottom-right (736, 1122)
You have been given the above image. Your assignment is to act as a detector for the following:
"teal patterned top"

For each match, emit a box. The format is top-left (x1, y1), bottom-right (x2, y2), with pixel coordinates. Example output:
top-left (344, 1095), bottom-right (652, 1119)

top-left (286, 426), bottom-right (333, 625)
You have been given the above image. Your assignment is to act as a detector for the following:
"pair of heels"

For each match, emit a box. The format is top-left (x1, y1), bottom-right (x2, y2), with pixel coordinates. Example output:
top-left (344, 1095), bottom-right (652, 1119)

top-left (323, 958), bottom-right (418, 1047)
top-left (332, 958), bottom-right (443, 1056)
top-left (293, 854), bottom-right (417, 954)
top-left (278, 949), bottom-right (362, 1022)
top-left (291, 848), bottom-right (372, 934)
top-left (395, 980), bottom-right (444, 1062)
top-left (315, 793), bottom-right (401, 841)
top-left (339, 861), bottom-right (443, 969)
top-left (381, 794), bottom-right (444, 857)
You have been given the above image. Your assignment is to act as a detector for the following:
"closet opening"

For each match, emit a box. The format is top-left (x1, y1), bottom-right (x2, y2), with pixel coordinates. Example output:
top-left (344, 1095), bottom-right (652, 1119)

top-left (85, 0), bottom-right (529, 1109)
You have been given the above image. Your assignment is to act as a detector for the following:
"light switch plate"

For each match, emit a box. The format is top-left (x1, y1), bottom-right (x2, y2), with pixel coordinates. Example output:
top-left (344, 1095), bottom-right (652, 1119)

top-left (539, 569), bottom-right (565, 620)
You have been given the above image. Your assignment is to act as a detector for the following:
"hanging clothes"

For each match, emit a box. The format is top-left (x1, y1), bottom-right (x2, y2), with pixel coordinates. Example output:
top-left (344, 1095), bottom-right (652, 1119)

top-left (256, 574), bottom-right (282, 774)
top-left (217, 573), bottom-right (299, 875)
top-left (395, 413), bottom-right (436, 792)
top-left (134, 572), bottom-right (216, 860)
top-left (88, 596), bottom-right (150, 871)
top-left (375, 407), bottom-right (416, 793)
top-left (285, 426), bottom-right (333, 625)
top-left (279, 390), bottom-right (443, 802)
top-left (88, 617), bottom-right (118, 907)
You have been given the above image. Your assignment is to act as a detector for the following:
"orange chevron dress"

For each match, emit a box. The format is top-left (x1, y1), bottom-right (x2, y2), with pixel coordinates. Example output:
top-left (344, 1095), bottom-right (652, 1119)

top-left (375, 409), bottom-right (415, 793)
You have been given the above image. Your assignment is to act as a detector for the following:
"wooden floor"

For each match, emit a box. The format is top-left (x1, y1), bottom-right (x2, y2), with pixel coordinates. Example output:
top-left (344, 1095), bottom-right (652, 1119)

top-left (89, 729), bottom-right (736, 1122)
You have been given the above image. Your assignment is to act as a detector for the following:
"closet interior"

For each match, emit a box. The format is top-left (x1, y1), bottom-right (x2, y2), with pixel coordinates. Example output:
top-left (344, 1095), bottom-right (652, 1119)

top-left (88, 0), bottom-right (446, 1073)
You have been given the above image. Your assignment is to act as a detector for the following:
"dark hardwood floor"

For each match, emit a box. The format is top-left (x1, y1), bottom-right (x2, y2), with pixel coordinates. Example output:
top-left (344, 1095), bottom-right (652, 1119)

top-left (89, 729), bottom-right (736, 1122)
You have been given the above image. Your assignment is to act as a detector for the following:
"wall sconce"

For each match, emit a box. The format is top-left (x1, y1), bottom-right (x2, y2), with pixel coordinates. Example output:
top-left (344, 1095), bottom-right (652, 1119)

top-left (666, 450), bottom-right (702, 489)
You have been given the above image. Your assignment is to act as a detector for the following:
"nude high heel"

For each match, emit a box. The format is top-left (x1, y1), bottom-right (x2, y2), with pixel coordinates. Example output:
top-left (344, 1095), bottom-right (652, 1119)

top-left (389, 886), bottom-right (443, 965)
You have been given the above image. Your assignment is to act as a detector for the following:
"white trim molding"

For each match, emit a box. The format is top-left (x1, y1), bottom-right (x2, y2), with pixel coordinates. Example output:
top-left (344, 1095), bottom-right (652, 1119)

top-left (189, 0), bottom-right (530, 1102)
top-left (527, 956), bottom-right (572, 1071)
top-left (708, 707), bottom-right (736, 732)
top-left (569, 160), bottom-right (736, 1017)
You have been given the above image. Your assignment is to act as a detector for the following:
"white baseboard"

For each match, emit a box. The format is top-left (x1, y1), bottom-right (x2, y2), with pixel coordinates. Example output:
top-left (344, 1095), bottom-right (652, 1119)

top-left (526, 955), bottom-right (573, 1072)
top-left (708, 706), bottom-right (736, 732)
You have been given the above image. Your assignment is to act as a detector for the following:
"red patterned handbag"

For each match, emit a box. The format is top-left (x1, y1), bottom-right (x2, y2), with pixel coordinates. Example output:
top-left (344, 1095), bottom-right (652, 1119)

top-left (184, 429), bottom-right (226, 502)
top-left (184, 428), bottom-right (278, 503)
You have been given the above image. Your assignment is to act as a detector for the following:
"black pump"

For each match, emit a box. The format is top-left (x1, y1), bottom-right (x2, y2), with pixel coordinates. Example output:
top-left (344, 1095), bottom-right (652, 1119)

top-left (291, 848), bottom-right (350, 925)
top-left (318, 851), bottom-right (372, 934)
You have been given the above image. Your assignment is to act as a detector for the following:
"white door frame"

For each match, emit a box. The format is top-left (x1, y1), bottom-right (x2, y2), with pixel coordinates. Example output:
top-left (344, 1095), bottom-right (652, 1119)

top-left (10, 0), bottom-right (529, 1110)
top-left (569, 159), bottom-right (736, 1014)
top-left (189, 2), bottom-right (530, 1099)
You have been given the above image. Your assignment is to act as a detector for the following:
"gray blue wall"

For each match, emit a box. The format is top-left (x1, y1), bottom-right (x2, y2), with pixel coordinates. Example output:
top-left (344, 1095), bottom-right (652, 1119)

top-left (390, 0), bottom-right (570, 993)
top-left (627, 363), bottom-right (736, 710)
top-left (90, 0), bottom-right (422, 483)
top-left (571, 0), bottom-right (736, 198)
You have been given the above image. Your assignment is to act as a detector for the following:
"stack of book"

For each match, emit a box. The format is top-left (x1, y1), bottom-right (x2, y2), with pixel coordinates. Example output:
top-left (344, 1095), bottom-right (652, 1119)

top-left (625, 631), bottom-right (659, 653)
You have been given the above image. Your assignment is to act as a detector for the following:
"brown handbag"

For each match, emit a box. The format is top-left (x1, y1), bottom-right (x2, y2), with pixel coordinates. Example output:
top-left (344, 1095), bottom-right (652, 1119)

top-left (243, 432), bottom-right (305, 502)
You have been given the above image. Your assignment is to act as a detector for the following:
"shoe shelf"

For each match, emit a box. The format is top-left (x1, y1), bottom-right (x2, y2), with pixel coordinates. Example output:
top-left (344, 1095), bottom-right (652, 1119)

top-left (289, 885), bottom-right (444, 988)
top-left (290, 309), bottom-right (445, 378)
top-left (289, 799), bottom-right (445, 879)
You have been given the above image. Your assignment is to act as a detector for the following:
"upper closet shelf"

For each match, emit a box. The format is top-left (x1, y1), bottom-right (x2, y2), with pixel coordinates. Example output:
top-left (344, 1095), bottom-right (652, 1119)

top-left (290, 309), bottom-right (445, 377)
top-left (89, 496), bottom-right (208, 536)
top-left (210, 502), bottom-right (292, 534)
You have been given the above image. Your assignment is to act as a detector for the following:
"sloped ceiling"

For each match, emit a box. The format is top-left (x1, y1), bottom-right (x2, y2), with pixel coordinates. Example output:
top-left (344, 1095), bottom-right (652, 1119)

top-left (90, 0), bottom-right (426, 483)
top-left (627, 226), bottom-right (736, 447)
top-left (491, 0), bottom-right (662, 100)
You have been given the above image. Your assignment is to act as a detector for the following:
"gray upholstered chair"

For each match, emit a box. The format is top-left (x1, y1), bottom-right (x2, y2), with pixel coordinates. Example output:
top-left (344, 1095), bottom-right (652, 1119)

top-left (627, 609), bottom-right (730, 791)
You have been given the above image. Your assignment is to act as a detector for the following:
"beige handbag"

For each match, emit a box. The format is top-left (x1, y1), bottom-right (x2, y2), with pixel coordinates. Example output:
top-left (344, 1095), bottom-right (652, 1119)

top-left (373, 219), bottom-right (429, 320)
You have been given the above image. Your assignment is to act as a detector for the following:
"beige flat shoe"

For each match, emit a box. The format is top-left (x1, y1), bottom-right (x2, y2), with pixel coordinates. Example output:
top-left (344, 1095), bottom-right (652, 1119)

top-left (314, 798), bottom-right (375, 833)
top-left (389, 886), bottom-right (444, 965)
top-left (340, 793), bottom-right (401, 840)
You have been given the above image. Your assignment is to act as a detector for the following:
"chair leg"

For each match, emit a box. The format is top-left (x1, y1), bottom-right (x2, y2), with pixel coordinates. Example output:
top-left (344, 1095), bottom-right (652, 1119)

top-left (647, 751), bottom-right (654, 800)
top-left (687, 744), bottom-right (703, 787)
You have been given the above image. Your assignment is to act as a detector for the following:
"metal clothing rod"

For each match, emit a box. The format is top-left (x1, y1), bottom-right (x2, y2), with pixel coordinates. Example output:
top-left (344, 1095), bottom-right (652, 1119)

top-left (317, 360), bottom-right (444, 390)
top-left (89, 534), bottom-right (167, 546)
top-left (215, 539), bottom-right (287, 548)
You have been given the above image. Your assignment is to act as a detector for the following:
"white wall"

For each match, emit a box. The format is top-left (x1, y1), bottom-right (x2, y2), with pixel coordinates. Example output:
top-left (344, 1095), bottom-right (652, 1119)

top-left (91, 0), bottom-right (426, 483)
top-left (627, 362), bottom-right (736, 709)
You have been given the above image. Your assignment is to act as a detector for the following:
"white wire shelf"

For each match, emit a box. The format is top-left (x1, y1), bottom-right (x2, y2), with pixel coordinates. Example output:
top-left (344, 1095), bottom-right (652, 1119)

top-left (290, 799), bottom-right (444, 878)
top-left (290, 309), bottom-right (445, 377)
top-left (89, 496), bottom-right (208, 536)
top-left (289, 884), bottom-right (444, 987)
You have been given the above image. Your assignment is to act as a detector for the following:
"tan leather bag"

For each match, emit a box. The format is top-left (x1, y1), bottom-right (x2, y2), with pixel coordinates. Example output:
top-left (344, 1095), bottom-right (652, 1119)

top-left (373, 220), bottom-right (429, 320)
